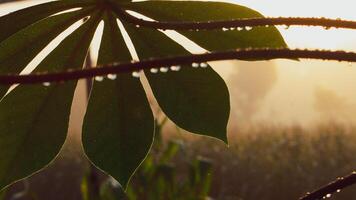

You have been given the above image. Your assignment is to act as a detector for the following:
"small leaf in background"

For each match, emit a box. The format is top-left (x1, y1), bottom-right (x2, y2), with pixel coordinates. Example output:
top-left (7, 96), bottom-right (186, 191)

top-left (83, 12), bottom-right (154, 189)
top-left (124, 24), bottom-right (230, 143)
top-left (123, 1), bottom-right (287, 51)
top-left (0, 14), bottom-right (99, 190)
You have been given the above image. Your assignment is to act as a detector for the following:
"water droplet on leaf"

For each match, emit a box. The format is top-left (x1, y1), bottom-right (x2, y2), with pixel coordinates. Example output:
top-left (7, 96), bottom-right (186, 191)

top-left (42, 82), bottom-right (51, 87)
top-left (192, 62), bottom-right (199, 68)
top-left (131, 71), bottom-right (141, 78)
top-left (200, 62), bottom-right (208, 68)
top-left (95, 76), bottom-right (104, 82)
top-left (170, 65), bottom-right (181, 71)
top-left (107, 74), bottom-right (117, 80)
top-left (150, 68), bottom-right (159, 73)
top-left (160, 67), bottom-right (169, 73)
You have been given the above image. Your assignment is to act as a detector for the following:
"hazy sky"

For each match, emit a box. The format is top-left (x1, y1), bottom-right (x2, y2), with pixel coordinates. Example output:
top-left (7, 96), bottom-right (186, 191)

top-left (0, 0), bottom-right (356, 127)
top-left (230, 0), bottom-right (356, 126)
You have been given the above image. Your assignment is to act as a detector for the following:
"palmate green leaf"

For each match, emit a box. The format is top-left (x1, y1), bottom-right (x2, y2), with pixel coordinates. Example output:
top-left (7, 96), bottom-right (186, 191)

top-left (0, 7), bottom-right (94, 98)
top-left (0, 14), bottom-right (100, 190)
top-left (83, 12), bottom-right (154, 188)
top-left (124, 23), bottom-right (230, 143)
top-left (122, 1), bottom-right (287, 51)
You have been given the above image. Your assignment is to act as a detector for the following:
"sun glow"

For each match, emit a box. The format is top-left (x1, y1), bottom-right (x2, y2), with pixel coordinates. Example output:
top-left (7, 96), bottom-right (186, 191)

top-left (227, 0), bottom-right (356, 126)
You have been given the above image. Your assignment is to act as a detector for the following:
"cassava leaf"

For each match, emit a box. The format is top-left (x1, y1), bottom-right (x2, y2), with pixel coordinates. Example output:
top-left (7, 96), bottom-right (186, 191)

top-left (0, 14), bottom-right (100, 190)
top-left (0, 0), bottom-right (95, 42)
top-left (0, 0), bottom-right (290, 191)
top-left (83, 12), bottom-right (154, 188)
top-left (124, 23), bottom-right (230, 143)
top-left (0, 7), bottom-right (94, 98)
top-left (122, 1), bottom-right (287, 51)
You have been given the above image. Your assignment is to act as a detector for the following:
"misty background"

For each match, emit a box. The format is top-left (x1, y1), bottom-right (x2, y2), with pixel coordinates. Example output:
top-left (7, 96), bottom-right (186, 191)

top-left (0, 0), bottom-right (356, 200)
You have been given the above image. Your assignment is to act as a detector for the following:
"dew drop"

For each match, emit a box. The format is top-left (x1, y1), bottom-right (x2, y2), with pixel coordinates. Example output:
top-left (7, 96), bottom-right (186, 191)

top-left (245, 26), bottom-right (253, 31)
top-left (237, 27), bottom-right (244, 31)
top-left (135, 24), bottom-right (140, 28)
top-left (170, 65), bottom-right (181, 71)
top-left (192, 62), bottom-right (199, 68)
top-left (222, 27), bottom-right (229, 31)
top-left (42, 82), bottom-right (51, 87)
top-left (131, 71), bottom-right (141, 78)
top-left (95, 76), bottom-right (104, 82)
top-left (160, 67), bottom-right (169, 73)
top-left (107, 74), bottom-right (117, 80)
top-left (326, 194), bottom-right (331, 198)
top-left (337, 189), bottom-right (341, 193)
top-left (265, 25), bottom-right (270, 28)
top-left (150, 68), bottom-right (159, 73)
top-left (229, 27), bottom-right (236, 31)
top-left (200, 62), bottom-right (208, 68)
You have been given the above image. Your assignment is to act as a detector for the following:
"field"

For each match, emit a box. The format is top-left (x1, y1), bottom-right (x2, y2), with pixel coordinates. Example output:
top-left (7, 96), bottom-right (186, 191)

top-left (2, 123), bottom-right (356, 200)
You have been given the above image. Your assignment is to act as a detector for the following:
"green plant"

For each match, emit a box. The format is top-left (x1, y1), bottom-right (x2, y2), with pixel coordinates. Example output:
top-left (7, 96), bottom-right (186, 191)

top-left (0, 0), bottom-right (287, 191)
top-left (0, 0), bottom-right (355, 198)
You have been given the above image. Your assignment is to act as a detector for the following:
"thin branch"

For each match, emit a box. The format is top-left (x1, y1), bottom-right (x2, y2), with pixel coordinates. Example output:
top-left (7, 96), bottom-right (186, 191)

top-left (0, 48), bottom-right (355, 85)
top-left (113, 6), bottom-right (356, 30)
top-left (299, 172), bottom-right (356, 200)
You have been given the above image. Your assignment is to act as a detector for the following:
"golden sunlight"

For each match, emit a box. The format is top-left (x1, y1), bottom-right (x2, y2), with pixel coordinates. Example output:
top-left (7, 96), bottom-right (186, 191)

top-left (226, 0), bottom-right (356, 126)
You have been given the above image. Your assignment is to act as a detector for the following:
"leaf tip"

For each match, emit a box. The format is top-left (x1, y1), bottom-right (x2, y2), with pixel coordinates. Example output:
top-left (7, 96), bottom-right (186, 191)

top-left (200, 124), bottom-right (229, 145)
top-left (216, 128), bottom-right (229, 145)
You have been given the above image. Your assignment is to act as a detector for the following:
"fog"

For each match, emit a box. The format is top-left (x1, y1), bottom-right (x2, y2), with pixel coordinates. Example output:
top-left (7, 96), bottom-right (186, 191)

top-left (226, 58), bottom-right (356, 128)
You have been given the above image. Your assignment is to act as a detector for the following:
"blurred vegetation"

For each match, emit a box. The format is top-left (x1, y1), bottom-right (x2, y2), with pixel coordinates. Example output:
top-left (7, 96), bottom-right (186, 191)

top-left (2, 123), bottom-right (356, 200)
top-left (193, 123), bottom-right (356, 199)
